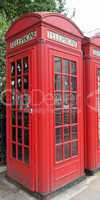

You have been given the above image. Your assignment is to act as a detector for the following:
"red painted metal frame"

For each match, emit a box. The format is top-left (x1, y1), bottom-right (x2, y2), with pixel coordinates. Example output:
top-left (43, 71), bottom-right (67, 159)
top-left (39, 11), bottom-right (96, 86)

top-left (6, 12), bottom-right (84, 194)
top-left (83, 37), bottom-right (100, 171)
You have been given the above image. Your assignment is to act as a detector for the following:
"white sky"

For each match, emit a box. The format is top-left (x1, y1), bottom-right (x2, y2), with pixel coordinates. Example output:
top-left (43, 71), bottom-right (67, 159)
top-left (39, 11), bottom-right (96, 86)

top-left (66, 0), bottom-right (100, 35)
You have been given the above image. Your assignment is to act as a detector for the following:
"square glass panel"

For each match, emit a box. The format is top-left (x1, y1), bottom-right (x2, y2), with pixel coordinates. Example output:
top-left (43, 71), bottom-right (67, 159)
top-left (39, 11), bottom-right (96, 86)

top-left (24, 129), bottom-right (29, 146)
top-left (12, 144), bottom-right (16, 158)
top-left (24, 112), bottom-right (29, 127)
top-left (12, 127), bottom-right (16, 141)
top-left (71, 93), bottom-right (77, 107)
top-left (63, 76), bottom-right (69, 90)
top-left (55, 110), bottom-right (62, 126)
top-left (72, 126), bottom-right (77, 140)
top-left (17, 60), bottom-right (22, 75)
top-left (24, 75), bottom-right (28, 89)
top-left (71, 62), bottom-right (76, 75)
top-left (23, 93), bottom-right (29, 108)
top-left (72, 109), bottom-right (77, 124)
top-left (18, 145), bottom-right (22, 160)
top-left (72, 141), bottom-right (78, 156)
top-left (11, 79), bottom-right (15, 89)
top-left (17, 77), bottom-right (22, 90)
top-left (12, 93), bottom-right (16, 108)
top-left (18, 128), bottom-right (22, 144)
top-left (18, 112), bottom-right (22, 126)
top-left (71, 77), bottom-right (77, 91)
top-left (64, 109), bottom-right (70, 124)
top-left (56, 128), bottom-right (62, 144)
top-left (56, 145), bottom-right (63, 161)
top-left (17, 94), bottom-right (23, 109)
top-left (63, 59), bottom-right (69, 74)
top-left (55, 93), bottom-right (62, 108)
top-left (64, 93), bottom-right (69, 109)
top-left (64, 127), bottom-right (70, 141)
top-left (55, 74), bottom-right (61, 90)
top-left (11, 62), bottom-right (15, 76)
top-left (24, 147), bottom-right (29, 164)
top-left (12, 111), bottom-right (16, 125)
top-left (54, 57), bottom-right (61, 73)
top-left (64, 143), bottom-right (71, 159)
top-left (23, 57), bottom-right (28, 73)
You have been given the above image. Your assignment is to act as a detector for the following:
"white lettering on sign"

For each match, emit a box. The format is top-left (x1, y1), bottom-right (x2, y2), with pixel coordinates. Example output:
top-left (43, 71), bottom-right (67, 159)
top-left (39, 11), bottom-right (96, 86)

top-left (10, 31), bottom-right (37, 48)
top-left (93, 49), bottom-right (100, 56)
top-left (47, 31), bottom-right (78, 48)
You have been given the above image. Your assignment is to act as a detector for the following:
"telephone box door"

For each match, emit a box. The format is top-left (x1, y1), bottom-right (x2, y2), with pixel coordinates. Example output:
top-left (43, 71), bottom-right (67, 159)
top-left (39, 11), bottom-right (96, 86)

top-left (7, 50), bottom-right (35, 191)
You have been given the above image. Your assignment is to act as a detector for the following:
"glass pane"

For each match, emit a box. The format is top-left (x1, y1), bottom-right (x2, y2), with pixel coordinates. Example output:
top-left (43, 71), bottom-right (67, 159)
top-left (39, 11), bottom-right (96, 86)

top-left (98, 69), bottom-right (100, 81)
top-left (18, 112), bottom-right (22, 126)
top-left (17, 94), bottom-right (23, 109)
top-left (24, 112), bottom-right (29, 127)
top-left (12, 93), bottom-right (16, 108)
top-left (12, 144), bottom-right (16, 158)
top-left (11, 62), bottom-right (15, 76)
top-left (72, 141), bottom-right (78, 156)
top-left (63, 76), bottom-right (69, 90)
top-left (64, 127), bottom-right (70, 141)
top-left (12, 111), bottom-right (16, 125)
top-left (63, 60), bottom-right (69, 74)
top-left (18, 128), bottom-right (22, 144)
top-left (56, 145), bottom-right (62, 161)
top-left (72, 109), bottom-right (77, 123)
top-left (12, 127), bottom-right (16, 141)
top-left (23, 93), bottom-right (29, 108)
top-left (24, 129), bottom-right (29, 146)
top-left (55, 75), bottom-right (61, 90)
top-left (17, 60), bottom-right (22, 75)
top-left (24, 147), bottom-right (29, 164)
top-left (64, 109), bottom-right (70, 124)
top-left (54, 57), bottom-right (61, 73)
top-left (64, 143), bottom-right (71, 159)
top-left (11, 79), bottom-right (15, 89)
top-left (55, 110), bottom-right (62, 126)
top-left (71, 77), bottom-right (77, 91)
top-left (17, 77), bottom-right (22, 90)
top-left (64, 93), bottom-right (69, 109)
top-left (18, 145), bottom-right (22, 160)
top-left (55, 93), bottom-right (62, 108)
top-left (56, 128), bottom-right (62, 144)
top-left (71, 93), bottom-right (77, 107)
top-left (72, 126), bottom-right (77, 139)
top-left (23, 57), bottom-right (28, 73)
top-left (71, 62), bottom-right (76, 75)
top-left (24, 75), bottom-right (28, 89)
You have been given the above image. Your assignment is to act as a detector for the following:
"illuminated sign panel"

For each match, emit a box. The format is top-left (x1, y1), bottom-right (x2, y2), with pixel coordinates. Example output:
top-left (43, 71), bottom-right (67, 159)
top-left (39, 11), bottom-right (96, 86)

top-left (93, 49), bottom-right (100, 56)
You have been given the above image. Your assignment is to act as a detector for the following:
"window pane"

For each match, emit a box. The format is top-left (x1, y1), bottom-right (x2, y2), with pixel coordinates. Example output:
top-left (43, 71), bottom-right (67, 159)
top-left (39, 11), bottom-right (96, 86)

top-left (64, 93), bottom-right (69, 109)
top-left (71, 77), bottom-right (77, 91)
top-left (63, 60), bottom-right (69, 74)
top-left (72, 109), bottom-right (77, 124)
top-left (12, 112), bottom-right (16, 125)
top-left (17, 94), bottom-right (23, 109)
top-left (72, 141), bottom-right (78, 156)
top-left (24, 147), bottom-right (29, 164)
top-left (11, 62), bottom-right (15, 76)
top-left (23, 57), bottom-right (28, 73)
top-left (71, 93), bottom-right (77, 107)
top-left (12, 127), bottom-right (16, 141)
top-left (64, 143), bottom-right (71, 159)
top-left (12, 144), bottom-right (16, 158)
top-left (24, 112), bottom-right (29, 127)
top-left (56, 145), bottom-right (62, 161)
top-left (18, 128), bottom-right (22, 144)
top-left (18, 112), bottom-right (22, 126)
top-left (18, 145), bottom-right (22, 160)
top-left (64, 127), bottom-right (70, 141)
top-left (17, 60), bottom-right (22, 75)
top-left (23, 93), bottom-right (29, 108)
top-left (56, 128), bottom-right (62, 144)
top-left (72, 126), bottom-right (77, 140)
top-left (64, 109), bottom-right (70, 124)
top-left (55, 110), bottom-right (62, 126)
top-left (11, 79), bottom-right (15, 89)
top-left (98, 69), bottom-right (100, 81)
top-left (55, 93), bottom-right (62, 108)
top-left (71, 62), bottom-right (76, 75)
top-left (55, 74), bottom-right (61, 90)
top-left (17, 77), bottom-right (22, 90)
top-left (24, 75), bottom-right (28, 89)
top-left (63, 76), bottom-right (69, 90)
top-left (24, 129), bottom-right (29, 146)
top-left (12, 93), bottom-right (16, 108)
top-left (54, 57), bottom-right (61, 73)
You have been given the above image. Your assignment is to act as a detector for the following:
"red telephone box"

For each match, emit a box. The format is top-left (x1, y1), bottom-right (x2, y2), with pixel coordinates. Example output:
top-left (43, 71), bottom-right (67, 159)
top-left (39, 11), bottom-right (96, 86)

top-left (83, 36), bottom-right (100, 173)
top-left (6, 12), bottom-right (84, 194)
